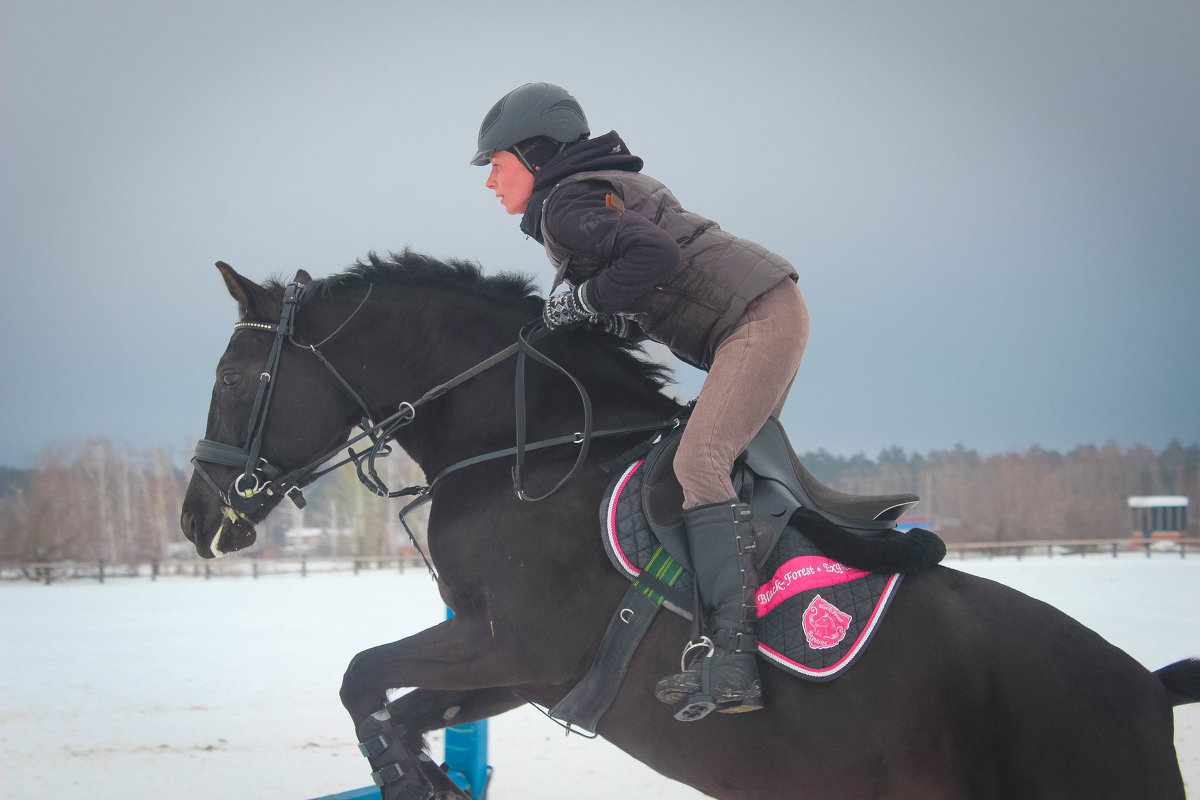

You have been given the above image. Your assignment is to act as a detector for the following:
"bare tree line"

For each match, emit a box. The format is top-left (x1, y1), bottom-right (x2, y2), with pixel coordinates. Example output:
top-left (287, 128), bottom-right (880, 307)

top-left (0, 440), bottom-right (183, 563)
top-left (804, 440), bottom-right (1199, 543)
top-left (1, 437), bottom-right (1196, 563)
top-left (0, 438), bottom-right (425, 564)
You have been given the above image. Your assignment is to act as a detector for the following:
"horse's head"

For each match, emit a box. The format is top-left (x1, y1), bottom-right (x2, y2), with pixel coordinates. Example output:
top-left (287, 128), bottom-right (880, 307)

top-left (181, 250), bottom-right (680, 558)
top-left (180, 262), bottom-right (360, 558)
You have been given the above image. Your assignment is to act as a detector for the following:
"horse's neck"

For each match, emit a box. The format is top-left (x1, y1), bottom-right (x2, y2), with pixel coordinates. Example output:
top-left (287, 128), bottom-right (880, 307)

top-left (325, 293), bottom-right (521, 476)
top-left (325, 287), bottom-right (676, 481)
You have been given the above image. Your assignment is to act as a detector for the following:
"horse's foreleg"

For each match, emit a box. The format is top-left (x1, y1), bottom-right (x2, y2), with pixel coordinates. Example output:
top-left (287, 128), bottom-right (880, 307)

top-left (341, 615), bottom-right (556, 800)
top-left (340, 614), bottom-right (547, 720)
top-left (384, 686), bottom-right (526, 734)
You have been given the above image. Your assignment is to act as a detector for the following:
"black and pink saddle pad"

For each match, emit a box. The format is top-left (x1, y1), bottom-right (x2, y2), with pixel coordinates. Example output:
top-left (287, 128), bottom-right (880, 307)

top-left (603, 458), bottom-right (903, 681)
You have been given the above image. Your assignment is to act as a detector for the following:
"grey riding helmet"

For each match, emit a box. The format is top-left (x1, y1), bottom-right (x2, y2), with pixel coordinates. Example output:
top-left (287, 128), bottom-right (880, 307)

top-left (471, 83), bottom-right (589, 166)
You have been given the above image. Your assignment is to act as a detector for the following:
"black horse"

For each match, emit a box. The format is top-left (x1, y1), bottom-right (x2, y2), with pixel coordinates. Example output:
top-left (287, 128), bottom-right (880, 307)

top-left (181, 252), bottom-right (1199, 799)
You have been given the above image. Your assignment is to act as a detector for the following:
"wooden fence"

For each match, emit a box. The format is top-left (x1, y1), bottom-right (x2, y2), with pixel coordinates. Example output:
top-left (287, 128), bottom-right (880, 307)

top-left (3, 539), bottom-right (1197, 585)
top-left (1, 550), bottom-right (430, 585)
top-left (948, 537), bottom-right (1200, 561)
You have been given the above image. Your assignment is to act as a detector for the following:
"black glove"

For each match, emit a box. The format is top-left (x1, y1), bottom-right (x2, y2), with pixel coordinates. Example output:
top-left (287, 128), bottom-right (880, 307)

top-left (591, 314), bottom-right (633, 338)
top-left (544, 281), bottom-right (634, 337)
top-left (543, 282), bottom-right (599, 329)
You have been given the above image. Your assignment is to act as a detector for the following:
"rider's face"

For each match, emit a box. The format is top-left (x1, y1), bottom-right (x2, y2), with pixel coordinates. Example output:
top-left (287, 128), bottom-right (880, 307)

top-left (485, 150), bottom-right (535, 215)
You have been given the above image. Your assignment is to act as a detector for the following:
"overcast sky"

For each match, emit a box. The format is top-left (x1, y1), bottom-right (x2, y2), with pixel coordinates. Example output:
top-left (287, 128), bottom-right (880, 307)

top-left (2, 0), bottom-right (1197, 468)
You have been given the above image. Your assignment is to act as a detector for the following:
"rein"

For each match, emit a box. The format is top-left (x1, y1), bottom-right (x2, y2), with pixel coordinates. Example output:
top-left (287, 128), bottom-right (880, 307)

top-left (192, 278), bottom-right (682, 569)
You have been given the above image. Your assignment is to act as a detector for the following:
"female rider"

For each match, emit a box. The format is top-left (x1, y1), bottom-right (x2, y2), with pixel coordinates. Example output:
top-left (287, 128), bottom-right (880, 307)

top-left (472, 83), bottom-right (809, 720)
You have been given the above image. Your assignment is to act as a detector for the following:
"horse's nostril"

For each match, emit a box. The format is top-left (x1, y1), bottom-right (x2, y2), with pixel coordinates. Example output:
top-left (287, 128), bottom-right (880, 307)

top-left (180, 510), bottom-right (197, 543)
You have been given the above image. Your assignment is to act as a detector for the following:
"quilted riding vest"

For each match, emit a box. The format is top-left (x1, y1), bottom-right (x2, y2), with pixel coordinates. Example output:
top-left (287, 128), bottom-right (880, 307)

top-left (540, 170), bottom-right (798, 371)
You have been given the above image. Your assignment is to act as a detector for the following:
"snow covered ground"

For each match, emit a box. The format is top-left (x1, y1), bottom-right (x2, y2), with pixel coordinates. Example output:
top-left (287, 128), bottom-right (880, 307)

top-left (2, 552), bottom-right (1197, 799)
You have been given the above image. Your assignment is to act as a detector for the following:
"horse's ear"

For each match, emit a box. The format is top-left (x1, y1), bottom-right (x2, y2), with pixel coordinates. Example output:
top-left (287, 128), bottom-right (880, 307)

top-left (215, 261), bottom-right (269, 318)
top-left (292, 269), bottom-right (312, 286)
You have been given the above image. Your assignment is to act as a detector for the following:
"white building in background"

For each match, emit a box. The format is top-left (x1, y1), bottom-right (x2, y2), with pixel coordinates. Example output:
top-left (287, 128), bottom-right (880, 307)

top-left (282, 526), bottom-right (354, 556)
top-left (1127, 495), bottom-right (1189, 540)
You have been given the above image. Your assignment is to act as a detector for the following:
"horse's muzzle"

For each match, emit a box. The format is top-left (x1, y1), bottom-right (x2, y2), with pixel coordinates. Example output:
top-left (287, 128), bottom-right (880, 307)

top-left (181, 506), bottom-right (257, 559)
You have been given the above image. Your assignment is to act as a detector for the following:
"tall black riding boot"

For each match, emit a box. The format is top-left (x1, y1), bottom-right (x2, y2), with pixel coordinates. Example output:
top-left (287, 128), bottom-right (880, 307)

top-left (654, 500), bottom-right (763, 721)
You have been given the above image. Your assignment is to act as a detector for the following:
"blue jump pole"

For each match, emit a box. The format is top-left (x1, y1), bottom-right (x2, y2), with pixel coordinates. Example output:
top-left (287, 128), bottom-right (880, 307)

top-left (443, 607), bottom-right (492, 798)
top-left (309, 788), bottom-right (380, 800)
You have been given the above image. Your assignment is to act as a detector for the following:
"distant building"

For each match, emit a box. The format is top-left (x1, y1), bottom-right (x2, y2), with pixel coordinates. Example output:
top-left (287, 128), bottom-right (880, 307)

top-left (282, 526), bottom-right (355, 556)
top-left (1127, 495), bottom-right (1189, 541)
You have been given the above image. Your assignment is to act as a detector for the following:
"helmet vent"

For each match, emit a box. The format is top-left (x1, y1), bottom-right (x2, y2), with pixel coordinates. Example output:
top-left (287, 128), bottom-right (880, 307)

top-left (479, 102), bottom-right (505, 137)
top-left (546, 98), bottom-right (584, 116)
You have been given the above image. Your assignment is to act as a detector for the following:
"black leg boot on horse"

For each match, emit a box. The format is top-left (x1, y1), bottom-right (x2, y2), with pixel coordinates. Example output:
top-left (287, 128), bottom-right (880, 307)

top-left (355, 704), bottom-right (471, 800)
top-left (655, 500), bottom-right (763, 721)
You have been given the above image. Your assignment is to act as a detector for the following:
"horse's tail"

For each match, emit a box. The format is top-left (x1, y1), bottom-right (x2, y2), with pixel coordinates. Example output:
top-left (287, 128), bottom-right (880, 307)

top-left (1155, 657), bottom-right (1200, 707)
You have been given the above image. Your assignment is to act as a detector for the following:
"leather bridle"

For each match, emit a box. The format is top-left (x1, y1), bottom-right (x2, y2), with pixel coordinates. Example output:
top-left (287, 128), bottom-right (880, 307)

top-left (190, 278), bottom-right (682, 540)
top-left (190, 278), bottom-right (388, 520)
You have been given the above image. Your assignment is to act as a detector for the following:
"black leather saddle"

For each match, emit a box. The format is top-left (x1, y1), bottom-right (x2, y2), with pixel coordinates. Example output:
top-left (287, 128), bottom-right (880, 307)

top-left (640, 417), bottom-right (920, 572)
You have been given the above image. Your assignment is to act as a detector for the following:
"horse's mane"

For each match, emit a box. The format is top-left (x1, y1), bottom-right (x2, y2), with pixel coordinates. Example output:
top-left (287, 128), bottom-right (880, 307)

top-left (269, 249), bottom-right (676, 395)
top-left (324, 250), bottom-right (539, 303)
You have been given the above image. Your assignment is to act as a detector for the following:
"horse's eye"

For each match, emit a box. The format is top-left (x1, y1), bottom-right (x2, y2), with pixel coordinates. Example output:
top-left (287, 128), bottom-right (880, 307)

top-left (221, 371), bottom-right (242, 387)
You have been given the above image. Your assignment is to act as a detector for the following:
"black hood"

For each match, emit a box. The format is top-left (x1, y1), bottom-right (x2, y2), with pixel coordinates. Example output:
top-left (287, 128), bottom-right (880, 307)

top-left (532, 130), bottom-right (643, 189)
top-left (520, 131), bottom-right (643, 240)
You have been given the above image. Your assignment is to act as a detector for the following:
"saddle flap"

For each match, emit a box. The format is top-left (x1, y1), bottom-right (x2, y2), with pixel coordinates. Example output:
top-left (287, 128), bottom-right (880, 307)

top-left (640, 427), bottom-right (789, 572)
top-left (641, 426), bottom-right (686, 531)
top-left (639, 427), bottom-right (691, 570)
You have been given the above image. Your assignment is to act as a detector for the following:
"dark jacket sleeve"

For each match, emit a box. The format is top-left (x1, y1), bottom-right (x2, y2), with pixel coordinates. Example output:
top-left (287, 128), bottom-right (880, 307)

top-left (543, 181), bottom-right (681, 313)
